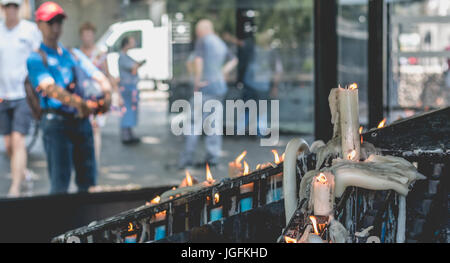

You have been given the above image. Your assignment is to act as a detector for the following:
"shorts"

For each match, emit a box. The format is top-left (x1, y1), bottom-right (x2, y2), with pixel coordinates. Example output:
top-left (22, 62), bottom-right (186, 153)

top-left (0, 98), bottom-right (32, 135)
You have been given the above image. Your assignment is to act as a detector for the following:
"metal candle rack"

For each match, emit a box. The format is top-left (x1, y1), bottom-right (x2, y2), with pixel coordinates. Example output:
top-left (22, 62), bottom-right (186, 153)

top-left (53, 107), bottom-right (449, 243)
top-left (52, 159), bottom-right (312, 243)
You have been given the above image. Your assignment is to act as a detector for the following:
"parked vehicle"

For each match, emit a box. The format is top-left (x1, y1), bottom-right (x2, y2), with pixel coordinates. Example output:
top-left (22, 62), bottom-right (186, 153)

top-left (96, 19), bottom-right (172, 84)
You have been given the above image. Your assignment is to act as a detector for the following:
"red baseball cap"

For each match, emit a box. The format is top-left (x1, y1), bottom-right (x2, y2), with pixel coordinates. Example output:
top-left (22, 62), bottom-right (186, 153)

top-left (35, 1), bottom-right (66, 22)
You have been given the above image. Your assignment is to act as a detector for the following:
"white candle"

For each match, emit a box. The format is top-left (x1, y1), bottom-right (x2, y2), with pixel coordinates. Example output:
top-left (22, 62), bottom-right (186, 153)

top-left (307, 234), bottom-right (325, 243)
top-left (312, 172), bottom-right (335, 216)
top-left (338, 84), bottom-right (360, 161)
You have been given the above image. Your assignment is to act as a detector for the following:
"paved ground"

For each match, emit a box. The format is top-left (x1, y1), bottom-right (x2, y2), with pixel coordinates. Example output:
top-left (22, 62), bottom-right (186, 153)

top-left (0, 91), bottom-right (313, 198)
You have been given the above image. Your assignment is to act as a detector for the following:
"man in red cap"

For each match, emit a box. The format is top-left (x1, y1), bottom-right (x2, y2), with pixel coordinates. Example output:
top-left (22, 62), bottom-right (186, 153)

top-left (27, 1), bottom-right (112, 194)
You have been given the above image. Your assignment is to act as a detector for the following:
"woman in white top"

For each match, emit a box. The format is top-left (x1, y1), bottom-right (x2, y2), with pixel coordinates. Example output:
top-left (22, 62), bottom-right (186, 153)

top-left (0, 0), bottom-right (41, 197)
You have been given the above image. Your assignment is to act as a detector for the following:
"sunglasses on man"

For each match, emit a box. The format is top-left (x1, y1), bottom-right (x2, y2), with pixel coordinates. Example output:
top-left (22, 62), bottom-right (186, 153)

top-left (47, 14), bottom-right (65, 25)
top-left (2, 3), bottom-right (19, 8)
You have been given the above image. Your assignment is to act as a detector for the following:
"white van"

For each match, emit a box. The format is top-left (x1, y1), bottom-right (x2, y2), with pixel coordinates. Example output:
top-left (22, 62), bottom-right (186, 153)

top-left (96, 19), bottom-right (172, 83)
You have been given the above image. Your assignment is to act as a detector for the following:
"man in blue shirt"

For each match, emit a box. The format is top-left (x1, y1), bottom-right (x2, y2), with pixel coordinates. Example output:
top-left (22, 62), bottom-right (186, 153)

top-left (178, 19), bottom-right (237, 169)
top-left (27, 2), bottom-right (111, 194)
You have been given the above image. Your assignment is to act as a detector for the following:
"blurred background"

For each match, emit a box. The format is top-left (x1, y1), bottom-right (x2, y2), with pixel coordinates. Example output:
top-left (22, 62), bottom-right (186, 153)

top-left (0, 0), bottom-right (449, 198)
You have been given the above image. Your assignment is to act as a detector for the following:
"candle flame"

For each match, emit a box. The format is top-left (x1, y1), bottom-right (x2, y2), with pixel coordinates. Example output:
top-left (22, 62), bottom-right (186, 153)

top-left (150, 196), bottom-right (161, 204)
top-left (214, 193), bottom-right (220, 204)
top-left (255, 164), bottom-right (261, 170)
top-left (155, 211), bottom-right (167, 219)
top-left (316, 173), bottom-right (328, 184)
top-left (309, 216), bottom-right (319, 235)
top-left (377, 118), bottom-right (387, 128)
top-left (185, 170), bottom-right (193, 186)
top-left (359, 126), bottom-right (363, 144)
top-left (243, 161), bottom-right (249, 175)
top-left (281, 152), bottom-right (285, 162)
top-left (128, 222), bottom-right (134, 232)
top-left (347, 150), bottom-right (356, 160)
top-left (272, 149), bottom-right (281, 164)
top-left (349, 83), bottom-right (358, 90)
top-left (284, 236), bottom-right (297, 243)
top-left (235, 151), bottom-right (247, 165)
top-left (206, 163), bottom-right (214, 183)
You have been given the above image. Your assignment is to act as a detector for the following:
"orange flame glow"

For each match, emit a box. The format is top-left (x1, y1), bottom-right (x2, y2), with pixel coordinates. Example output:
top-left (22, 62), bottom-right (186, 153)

top-left (235, 151), bottom-right (247, 165)
top-left (378, 118), bottom-right (387, 128)
top-left (316, 173), bottom-right (328, 184)
top-left (284, 236), bottom-right (297, 243)
top-left (347, 150), bottom-right (356, 160)
top-left (150, 196), bottom-right (161, 204)
top-left (214, 193), bottom-right (220, 204)
top-left (281, 152), bottom-right (285, 162)
top-left (349, 83), bottom-right (358, 90)
top-left (206, 163), bottom-right (214, 183)
top-left (272, 149), bottom-right (281, 164)
top-left (243, 161), bottom-right (249, 175)
top-left (128, 223), bottom-right (134, 232)
top-left (309, 216), bottom-right (319, 235)
top-left (359, 126), bottom-right (363, 144)
top-left (255, 164), bottom-right (261, 170)
top-left (185, 170), bottom-right (193, 186)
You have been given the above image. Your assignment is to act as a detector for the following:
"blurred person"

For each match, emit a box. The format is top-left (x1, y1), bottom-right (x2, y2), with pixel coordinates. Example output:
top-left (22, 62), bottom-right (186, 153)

top-left (445, 43), bottom-right (450, 90)
top-left (118, 36), bottom-right (145, 144)
top-left (178, 19), bottom-right (238, 169)
top-left (0, 0), bottom-right (41, 197)
top-left (26, 2), bottom-right (111, 194)
top-left (79, 22), bottom-right (115, 167)
top-left (238, 31), bottom-right (283, 136)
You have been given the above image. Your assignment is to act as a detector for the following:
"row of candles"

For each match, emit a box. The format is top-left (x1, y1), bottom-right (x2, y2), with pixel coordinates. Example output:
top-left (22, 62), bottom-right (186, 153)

top-left (124, 149), bottom-right (285, 243)
top-left (285, 83), bottom-right (389, 243)
top-left (126, 85), bottom-right (388, 244)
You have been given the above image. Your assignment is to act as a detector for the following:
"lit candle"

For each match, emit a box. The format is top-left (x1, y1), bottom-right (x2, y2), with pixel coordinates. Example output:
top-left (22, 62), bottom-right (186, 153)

top-left (147, 196), bottom-right (166, 241)
top-left (240, 181), bottom-right (254, 213)
top-left (124, 222), bottom-right (137, 243)
top-left (312, 172), bottom-right (335, 216)
top-left (229, 151), bottom-right (247, 178)
top-left (160, 170), bottom-right (213, 200)
top-left (338, 84), bottom-right (360, 161)
top-left (209, 193), bottom-right (223, 222)
top-left (151, 211), bottom-right (167, 241)
top-left (271, 149), bottom-right (281, 165)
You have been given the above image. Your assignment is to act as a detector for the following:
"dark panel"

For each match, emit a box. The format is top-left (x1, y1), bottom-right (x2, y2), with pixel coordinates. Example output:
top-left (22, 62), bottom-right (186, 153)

top-left (0, 186), bottom-right (172, 242)
top-left (368, 0), bottom-right (385, 128)
top-left (314, 0), bottom-right (337, 141)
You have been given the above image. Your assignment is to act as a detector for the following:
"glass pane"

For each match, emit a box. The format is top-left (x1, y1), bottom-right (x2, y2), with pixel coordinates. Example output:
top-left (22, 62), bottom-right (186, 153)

top-left (0, 0), bottom-right (315, 197)
top-left (337, 0), bottom-right (369, 126)
top-left (387, 0), bottom-right (450, 121)
top-left (168, 0), bottom-right (315, 134)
